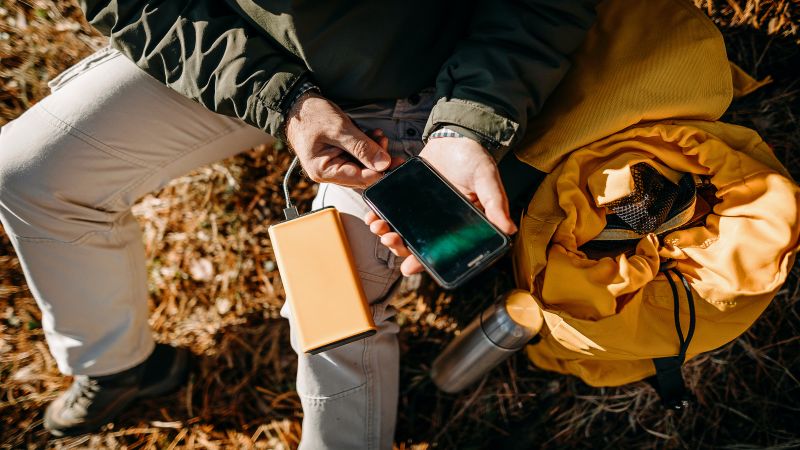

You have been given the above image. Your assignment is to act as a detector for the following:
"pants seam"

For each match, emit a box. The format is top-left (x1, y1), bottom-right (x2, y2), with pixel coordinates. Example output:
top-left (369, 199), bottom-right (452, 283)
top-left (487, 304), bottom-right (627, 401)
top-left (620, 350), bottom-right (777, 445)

top-left (374, 264), bottom-right (402, 300)
top-left (374, 274), bottom-right (393, 302)
top-left (34, 101), bottom-right (244, 215)
top-left (122, 210), bottom-right (151, 366)
top-left (364, 321), bottom-right (374, 449)
top-left (97, 123), bottom-right (244, 211)
top-left (11, 225), bottom-right (114, 245)
top-left (298, 381), bottom-right (368, 402)
top-left (77, 227), bottom-right (155, 376)
top-left (34, 105), bottom-right (153, 169)
top-left (371, 229), bottom-right (398, 300)
top-left (359, 270), bottom-right (392, 284)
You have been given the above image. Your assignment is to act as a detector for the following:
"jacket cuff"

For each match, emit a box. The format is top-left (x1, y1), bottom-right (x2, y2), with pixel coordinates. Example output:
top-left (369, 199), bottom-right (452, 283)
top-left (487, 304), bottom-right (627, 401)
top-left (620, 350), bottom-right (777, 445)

top-left (253, 69), bottom-right (309, 141)
top-left (435, 125), bottom-right (513, 161)
top-left (422, 98), bottom-right (519, 161)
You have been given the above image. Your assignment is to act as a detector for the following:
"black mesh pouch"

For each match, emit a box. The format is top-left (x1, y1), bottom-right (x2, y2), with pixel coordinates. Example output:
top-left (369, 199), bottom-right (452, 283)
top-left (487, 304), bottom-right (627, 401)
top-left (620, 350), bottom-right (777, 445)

top-left (605, 163), bottom-right (679, 234)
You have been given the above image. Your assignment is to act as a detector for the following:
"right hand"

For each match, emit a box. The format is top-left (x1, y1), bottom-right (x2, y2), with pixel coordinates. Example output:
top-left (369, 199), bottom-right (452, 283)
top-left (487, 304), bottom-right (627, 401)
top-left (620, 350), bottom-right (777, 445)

top-left (285, 92), bottom-right (392, 187)
top-left (364, 137), bottom-right (517, 277)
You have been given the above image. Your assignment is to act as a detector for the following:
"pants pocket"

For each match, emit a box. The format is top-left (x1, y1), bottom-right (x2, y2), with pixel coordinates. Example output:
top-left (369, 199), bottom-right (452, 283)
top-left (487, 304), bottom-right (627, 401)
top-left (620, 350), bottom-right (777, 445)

top-left (48, 46), bottom-right (120, 93)
top-left (296, 336), bottom-right (368, 398)
top-left (288, 296), bottom-right (395, 399)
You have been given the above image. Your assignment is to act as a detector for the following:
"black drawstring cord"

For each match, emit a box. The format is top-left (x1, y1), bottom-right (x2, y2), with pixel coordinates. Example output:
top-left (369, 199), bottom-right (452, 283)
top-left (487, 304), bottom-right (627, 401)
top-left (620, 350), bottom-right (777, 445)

top-left (675, 269), bottom-right (696, 358)
top-left (650, 263), bottom-right (697, 410)
top-left (663, 268), bottom-right (696, 364)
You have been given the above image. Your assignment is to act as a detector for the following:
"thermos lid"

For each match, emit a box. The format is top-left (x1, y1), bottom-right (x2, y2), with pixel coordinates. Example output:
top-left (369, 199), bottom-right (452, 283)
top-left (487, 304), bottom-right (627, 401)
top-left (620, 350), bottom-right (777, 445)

top-left (480, 290), bottom-right (543, 350)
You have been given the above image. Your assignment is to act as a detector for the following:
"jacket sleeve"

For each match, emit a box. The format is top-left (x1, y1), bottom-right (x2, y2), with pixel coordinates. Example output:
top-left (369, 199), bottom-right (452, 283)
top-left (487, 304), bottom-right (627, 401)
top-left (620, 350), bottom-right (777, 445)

top-left (79, 0), bottom-right (308, 139)
top-left (423, 0), bottom-right (598, 160)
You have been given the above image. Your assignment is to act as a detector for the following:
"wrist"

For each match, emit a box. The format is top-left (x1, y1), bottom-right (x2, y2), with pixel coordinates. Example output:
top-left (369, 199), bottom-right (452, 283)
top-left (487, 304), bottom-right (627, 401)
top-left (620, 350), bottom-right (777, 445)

top-left (281, 81), bottom-right (321, 142)
top-left (284, 93), bottom-right (324, 148)
top-left (428, 125), bottom-right (499, 156)
top-left (284, 81), bottom-right (321, 115)
top-left (287, 90), bottom-right (323, 120)
top-left (421, 132), bottom-right (495, 164)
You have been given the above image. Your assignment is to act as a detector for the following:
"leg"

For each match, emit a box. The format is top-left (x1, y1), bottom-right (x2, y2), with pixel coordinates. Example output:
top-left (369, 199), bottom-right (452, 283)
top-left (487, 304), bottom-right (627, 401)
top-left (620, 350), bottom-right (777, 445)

top-left (0, 47), bottom-right (272, 376)
top-left (282, 183), bottom-right (401, 450)
top-left (282, 94), bottom-right (433, 449)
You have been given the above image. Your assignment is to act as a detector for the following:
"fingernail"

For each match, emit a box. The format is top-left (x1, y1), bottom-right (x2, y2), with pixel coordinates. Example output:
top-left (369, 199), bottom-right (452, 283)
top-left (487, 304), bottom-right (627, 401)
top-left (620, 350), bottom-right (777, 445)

top-left (373, 151), bottom-right (391, 169)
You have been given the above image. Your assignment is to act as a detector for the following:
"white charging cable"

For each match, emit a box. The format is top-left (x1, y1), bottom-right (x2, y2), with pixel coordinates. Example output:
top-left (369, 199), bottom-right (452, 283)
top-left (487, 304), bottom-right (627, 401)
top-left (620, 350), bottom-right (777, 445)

top-left (282, 156), bottom-right (301, 220)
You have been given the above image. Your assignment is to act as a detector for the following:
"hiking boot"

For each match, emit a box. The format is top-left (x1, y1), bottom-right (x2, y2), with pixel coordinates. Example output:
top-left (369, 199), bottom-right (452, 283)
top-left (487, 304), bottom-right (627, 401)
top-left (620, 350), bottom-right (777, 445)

top-left (44, 343), bottom-right (189, 437)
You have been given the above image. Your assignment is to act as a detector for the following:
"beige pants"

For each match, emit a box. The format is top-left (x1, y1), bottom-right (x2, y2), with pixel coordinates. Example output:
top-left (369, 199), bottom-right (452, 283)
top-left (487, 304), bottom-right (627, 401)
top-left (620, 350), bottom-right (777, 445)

top-left (0, 47), bottom-right (429, 450)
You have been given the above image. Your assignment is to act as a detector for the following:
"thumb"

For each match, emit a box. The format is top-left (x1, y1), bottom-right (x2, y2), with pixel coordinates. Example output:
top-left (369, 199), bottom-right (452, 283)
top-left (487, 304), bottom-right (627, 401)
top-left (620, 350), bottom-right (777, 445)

top-left (336, 123), bottom-right (392, 171)
top-left (474, 168), bottom-right (517, 235)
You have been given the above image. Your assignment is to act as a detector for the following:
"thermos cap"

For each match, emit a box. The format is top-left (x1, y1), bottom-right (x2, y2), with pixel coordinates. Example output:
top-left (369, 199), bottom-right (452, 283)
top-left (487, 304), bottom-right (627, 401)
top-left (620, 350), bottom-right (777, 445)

top-left (480, 290), bottom-right (543, 350)
top-left (505, 290), bottom-right (544, 330)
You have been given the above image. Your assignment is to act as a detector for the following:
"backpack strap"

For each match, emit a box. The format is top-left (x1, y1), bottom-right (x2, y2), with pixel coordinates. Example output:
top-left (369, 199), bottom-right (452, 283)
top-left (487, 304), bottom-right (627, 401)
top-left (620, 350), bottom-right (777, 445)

top-left (650, 267), bottom-right (697, 410)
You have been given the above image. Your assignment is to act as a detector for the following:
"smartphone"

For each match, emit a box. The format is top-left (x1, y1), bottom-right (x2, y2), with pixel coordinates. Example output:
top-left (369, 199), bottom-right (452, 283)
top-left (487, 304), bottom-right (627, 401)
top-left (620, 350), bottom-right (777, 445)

top-left (362, 157), bottom-right (511, 289)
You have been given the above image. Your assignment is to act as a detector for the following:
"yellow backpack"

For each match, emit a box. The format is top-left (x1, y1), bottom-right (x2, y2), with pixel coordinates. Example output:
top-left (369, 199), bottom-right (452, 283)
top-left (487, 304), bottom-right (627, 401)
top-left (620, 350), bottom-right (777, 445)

top-left (511, 0), bottom-right (800, 407)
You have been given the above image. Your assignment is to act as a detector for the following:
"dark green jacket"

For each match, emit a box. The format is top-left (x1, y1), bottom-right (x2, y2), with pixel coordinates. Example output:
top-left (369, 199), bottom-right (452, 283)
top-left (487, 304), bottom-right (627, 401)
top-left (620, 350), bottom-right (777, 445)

top-left (79, 0), bottom-right (597, 159)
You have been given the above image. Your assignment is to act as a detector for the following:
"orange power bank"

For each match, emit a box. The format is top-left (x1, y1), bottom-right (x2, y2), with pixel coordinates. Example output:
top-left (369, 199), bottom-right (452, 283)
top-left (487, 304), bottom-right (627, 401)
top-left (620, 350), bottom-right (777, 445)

top-left (268, 207), bottom-right (376, 354)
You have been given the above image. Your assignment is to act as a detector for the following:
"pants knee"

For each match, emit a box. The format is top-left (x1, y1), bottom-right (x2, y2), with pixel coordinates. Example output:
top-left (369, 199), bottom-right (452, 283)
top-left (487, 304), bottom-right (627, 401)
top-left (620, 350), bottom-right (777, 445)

top-left (0, 122), bottom-right (37, 220)
top-left (0, 157), bottom-right (47, 240)
top-left (0, 114), bottom-right (113, 241)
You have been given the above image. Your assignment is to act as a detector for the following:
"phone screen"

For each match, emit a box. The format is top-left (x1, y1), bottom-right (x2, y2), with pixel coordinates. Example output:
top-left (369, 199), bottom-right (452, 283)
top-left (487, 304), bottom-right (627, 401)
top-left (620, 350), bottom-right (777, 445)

top-left (364, 158), bottom-right (509, 287)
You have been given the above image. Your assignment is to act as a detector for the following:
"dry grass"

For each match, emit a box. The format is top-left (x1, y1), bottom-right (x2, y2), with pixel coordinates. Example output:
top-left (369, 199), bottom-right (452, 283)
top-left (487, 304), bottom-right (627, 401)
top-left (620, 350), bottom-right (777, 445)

top-left (695, 0), bottom-right (800, 43)
top-left (1, 1), bottom-right (799, 449)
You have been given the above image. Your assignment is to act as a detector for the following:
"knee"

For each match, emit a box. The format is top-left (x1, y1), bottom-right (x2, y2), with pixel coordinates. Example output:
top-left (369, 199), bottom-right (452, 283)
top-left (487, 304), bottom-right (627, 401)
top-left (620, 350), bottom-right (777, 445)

top-left (0, 115), bottom-right (100, 240)
top-left (0, 144), bottom-right (44, 239)
top-left (0, 120), bottom-right (38, 215)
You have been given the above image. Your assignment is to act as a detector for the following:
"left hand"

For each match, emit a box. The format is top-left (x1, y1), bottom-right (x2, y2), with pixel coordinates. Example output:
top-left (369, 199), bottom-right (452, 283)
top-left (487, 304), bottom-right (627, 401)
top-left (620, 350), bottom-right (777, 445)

top-left (364, 137), bottom-right (517, 276)
top-left (285, 92), bottom-right (392, 187)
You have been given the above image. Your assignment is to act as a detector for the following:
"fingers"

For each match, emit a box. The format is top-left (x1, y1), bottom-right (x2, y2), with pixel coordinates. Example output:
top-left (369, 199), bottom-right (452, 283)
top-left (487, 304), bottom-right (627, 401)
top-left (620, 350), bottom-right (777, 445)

top-left (315, 153), bottom-right (383, 187)
top-left (336, 122), bottom-right (392, 172)
top-left (369, 218), bottom-right (390, 236)
top-left (308, 128), bottom-right (394, 187)
top-left (286, 94), bottom-right (392, 187)
top-left (473, 167), bottom-right (518, 235)
top-left (364, 210), bottom-right (381, 226)
top-left (380, 232), bottom-right (411, 257)
top-left (310, 127), bottom-right (391, 187)
top-left (363, 211), bottom-right (413, 257)
top-left (400, 255), bottom-right (425, 276)
top-left (364, 211), bottom-right (422, 276)
top-left (367, 129), bottom-right (389, 151)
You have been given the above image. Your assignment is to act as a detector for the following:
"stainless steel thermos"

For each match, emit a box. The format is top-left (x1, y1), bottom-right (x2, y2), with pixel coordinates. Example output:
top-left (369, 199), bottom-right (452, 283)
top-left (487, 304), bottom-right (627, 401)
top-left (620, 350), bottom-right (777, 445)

top-left (431, 289), bottom-right (543, 393)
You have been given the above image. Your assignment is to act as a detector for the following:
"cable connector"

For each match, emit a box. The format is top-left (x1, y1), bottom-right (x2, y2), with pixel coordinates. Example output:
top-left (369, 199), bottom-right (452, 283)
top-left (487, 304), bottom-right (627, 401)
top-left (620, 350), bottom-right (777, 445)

top-left (282, 156), bottom-right (301, 221)
top-left (283, 206), bottom-right (299, 220)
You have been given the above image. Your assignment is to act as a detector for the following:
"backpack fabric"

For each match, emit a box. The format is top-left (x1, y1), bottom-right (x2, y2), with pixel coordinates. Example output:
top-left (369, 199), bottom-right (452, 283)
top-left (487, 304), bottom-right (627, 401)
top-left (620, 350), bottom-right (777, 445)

top-left (511, 0), bottom-right (800, 388)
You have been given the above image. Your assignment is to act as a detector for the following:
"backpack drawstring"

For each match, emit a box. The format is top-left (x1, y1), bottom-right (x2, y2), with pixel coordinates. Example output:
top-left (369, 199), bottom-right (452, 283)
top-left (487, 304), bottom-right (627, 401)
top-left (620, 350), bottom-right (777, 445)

top-left (664, 268), bottom-right (696, 365)
top-left (649, 261), bottom-right (697, 410)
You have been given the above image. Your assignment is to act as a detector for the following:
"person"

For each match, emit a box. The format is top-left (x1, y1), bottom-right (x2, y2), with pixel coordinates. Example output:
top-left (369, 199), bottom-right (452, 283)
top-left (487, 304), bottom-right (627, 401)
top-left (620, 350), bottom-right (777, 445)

top-left (0, 1), bottom-right (597, 447)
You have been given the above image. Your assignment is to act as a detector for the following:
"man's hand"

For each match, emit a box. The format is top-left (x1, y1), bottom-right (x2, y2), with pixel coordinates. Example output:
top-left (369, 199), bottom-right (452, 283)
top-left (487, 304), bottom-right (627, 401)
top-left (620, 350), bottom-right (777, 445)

top-left (364, 137), bottom-right (517, 276)
top-left (285, 92), bottom-right (391, 187)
